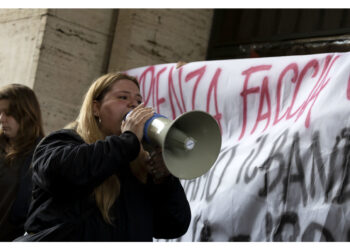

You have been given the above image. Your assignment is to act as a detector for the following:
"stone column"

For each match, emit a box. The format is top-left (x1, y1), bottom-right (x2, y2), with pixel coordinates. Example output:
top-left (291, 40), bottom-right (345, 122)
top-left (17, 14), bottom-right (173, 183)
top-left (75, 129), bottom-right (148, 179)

top-left (32, 9), bottom-right (118, 133)
top-left (0, 9), bottom-right (118, 133)
top-left (0, 9), bottom-right (47, 88)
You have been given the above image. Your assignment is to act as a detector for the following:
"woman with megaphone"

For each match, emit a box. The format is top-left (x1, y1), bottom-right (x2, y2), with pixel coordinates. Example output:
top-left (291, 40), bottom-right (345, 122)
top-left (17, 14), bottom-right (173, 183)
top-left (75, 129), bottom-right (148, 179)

top-left (16, 72), bottom-right (191, 241)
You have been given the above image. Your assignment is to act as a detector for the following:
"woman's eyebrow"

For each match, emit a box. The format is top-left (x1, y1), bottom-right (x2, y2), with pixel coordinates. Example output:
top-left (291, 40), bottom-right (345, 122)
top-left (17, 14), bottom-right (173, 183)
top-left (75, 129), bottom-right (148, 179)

top-left (115, 90), bottom-right (142, 98)
top-left (115, 90), bottom-right (130, 94)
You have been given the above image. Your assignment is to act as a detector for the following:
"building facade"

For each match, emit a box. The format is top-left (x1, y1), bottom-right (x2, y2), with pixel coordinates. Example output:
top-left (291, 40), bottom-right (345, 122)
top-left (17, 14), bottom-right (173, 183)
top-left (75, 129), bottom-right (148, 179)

top-left (0, 9), bottom-right (213, 133)
top-left (1, 9), bottom-right (349, 133)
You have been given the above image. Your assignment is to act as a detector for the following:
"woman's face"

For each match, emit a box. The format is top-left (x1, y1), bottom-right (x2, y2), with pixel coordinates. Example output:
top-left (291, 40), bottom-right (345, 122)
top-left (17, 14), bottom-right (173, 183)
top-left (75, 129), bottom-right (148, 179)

top-left (93, 79), bottom-right (142, 136)
top-left (0, 99), bottom-right (20, 140)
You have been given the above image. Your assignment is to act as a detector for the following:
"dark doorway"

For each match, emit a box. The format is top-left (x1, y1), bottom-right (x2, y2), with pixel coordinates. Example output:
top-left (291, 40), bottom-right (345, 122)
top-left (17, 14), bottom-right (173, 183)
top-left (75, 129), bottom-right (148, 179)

top-left (207, 9), bottom-right (350, 60)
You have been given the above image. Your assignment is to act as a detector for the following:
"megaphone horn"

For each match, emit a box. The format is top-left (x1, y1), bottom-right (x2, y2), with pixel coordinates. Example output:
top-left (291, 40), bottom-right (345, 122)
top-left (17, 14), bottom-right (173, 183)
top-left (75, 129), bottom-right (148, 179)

top-left (126, 110), bottom-right (222, 180)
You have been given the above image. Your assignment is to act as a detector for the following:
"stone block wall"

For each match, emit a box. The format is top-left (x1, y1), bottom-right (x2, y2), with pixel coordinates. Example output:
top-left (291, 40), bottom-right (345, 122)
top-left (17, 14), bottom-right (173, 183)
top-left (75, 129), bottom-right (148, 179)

top-left (32, 9), bottom-right (117, 132)
top-left (108, 9), bottom-right (213, 72)
top-left (0, 9), bottom-right (213, 133)
top-left (0, 9), bottom-right (47, 88)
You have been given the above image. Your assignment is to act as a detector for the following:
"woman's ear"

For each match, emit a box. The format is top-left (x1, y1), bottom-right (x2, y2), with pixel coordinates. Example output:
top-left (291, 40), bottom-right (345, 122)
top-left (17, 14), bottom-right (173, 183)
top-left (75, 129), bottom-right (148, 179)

top-left (93, 100), bottom-right (100, 117)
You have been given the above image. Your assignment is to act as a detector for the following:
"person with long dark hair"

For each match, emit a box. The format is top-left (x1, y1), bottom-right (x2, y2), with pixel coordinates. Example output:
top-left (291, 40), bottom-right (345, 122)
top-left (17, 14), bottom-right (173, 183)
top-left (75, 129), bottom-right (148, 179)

top-left (0, 84), bottom-right (44, 241)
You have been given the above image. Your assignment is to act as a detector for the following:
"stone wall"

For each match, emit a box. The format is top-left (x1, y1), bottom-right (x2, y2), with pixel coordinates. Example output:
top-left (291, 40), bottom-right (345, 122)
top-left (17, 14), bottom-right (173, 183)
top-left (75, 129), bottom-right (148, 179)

top-left (0, 9), bottom-right (213, 133)
top-left (108, 9), bottom-right (213, 72)
top-left (0, 9), bottom-right (47, 88)
top-left (32, 9), bottom-right (117, 133)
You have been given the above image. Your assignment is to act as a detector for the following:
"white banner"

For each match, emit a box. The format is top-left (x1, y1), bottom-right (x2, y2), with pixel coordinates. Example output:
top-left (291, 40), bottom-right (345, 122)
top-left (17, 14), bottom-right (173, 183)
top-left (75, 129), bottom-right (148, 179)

top-left (126, 52), bottom-right (350, 241)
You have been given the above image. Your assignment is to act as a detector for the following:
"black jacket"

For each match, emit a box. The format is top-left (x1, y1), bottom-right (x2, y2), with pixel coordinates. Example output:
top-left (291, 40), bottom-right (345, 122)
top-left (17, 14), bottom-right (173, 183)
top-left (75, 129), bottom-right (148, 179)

top-left (9, 152), bottom-right (34, 230)
top-left (24, 129), bottom-right (191, 241)
top-left (0, 148), bottom-right (35, 241)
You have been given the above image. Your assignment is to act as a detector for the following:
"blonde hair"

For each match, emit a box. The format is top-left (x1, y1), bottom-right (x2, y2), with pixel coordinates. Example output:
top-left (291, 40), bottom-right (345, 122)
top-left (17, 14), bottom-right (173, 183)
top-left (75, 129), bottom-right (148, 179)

top-left (0, 84), bottom-right (44, 163)
top-left (75, 72), bottom-right (139, 224)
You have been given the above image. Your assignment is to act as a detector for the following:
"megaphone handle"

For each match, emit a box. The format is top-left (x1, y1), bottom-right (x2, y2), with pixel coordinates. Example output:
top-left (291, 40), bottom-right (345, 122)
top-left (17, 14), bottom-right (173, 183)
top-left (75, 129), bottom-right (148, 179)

top-left (141, 140), bottom-right (154, 154)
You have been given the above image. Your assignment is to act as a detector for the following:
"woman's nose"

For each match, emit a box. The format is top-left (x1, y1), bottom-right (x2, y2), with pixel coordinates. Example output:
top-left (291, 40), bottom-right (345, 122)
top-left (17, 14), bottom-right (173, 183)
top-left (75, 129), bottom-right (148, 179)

top-left (0, 112), bottom-right (6, 122)
top-left (128, 98), bottom-right (139, 109)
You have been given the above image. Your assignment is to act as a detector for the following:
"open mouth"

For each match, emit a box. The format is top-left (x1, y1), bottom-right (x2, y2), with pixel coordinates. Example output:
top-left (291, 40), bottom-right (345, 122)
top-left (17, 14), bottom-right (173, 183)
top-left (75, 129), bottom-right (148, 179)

top-left (1, 126), bottom-right (9, 131)
top-left (123, 110), bottom-right (133, 121)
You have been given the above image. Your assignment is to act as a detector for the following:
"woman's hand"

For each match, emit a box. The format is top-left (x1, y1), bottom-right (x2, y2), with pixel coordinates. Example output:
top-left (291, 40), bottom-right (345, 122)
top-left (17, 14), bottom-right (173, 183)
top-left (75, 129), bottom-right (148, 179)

top-left (130, 144), bottom-right (150, 184)
top-left (146, 147), bottom-right (170, 184)
top-left (121, 103), bottom-right (154, 141)
top-left (130, 146), bottom-right (171, 184)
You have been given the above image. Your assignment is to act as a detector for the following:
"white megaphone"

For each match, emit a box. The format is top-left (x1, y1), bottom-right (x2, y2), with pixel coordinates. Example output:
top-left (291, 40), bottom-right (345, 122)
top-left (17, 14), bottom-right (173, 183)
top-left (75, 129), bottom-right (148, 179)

top-left (127, 110), bottom-right (222, 180)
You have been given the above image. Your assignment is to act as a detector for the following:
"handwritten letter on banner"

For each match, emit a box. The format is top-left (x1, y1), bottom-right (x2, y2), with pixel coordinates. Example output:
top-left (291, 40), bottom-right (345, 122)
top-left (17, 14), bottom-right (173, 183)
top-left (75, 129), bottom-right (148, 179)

top-left (126, 52), bottom-right (350, 241)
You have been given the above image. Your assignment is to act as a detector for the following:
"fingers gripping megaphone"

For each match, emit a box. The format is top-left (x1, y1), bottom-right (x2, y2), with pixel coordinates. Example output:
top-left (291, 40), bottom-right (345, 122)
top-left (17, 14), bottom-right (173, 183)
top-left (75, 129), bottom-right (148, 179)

top-left (126, 110), bottom-right (222, 180)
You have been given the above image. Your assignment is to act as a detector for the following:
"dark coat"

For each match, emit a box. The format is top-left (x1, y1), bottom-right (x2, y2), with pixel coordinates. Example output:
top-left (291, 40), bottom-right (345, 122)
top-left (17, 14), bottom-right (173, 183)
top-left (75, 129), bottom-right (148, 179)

top-left (24, 129), bottom-right (191, 241)
top-left (0, 138), bottom-right (40, 241)
top-left (9, 152), bottom-right (34, 228)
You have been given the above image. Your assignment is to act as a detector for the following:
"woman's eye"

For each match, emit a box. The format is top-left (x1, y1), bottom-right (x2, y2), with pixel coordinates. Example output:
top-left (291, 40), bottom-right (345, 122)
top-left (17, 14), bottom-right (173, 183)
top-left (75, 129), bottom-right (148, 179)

top-left (118, 96), bottom-right (128, 100)
top-left (0, 110), bottom-right (10, 116)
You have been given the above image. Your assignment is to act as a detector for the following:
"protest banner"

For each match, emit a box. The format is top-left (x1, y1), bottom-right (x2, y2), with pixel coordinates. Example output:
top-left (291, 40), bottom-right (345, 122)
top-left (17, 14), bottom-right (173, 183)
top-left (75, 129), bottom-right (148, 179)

top-left (126, 52), bottom-right (350, 241)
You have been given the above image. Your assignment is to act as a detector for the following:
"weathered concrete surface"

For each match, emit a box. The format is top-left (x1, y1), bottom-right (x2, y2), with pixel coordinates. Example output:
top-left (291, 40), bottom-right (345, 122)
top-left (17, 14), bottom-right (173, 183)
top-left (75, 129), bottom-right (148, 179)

top-left (0, 9), bottom-right (213, 133)
top-left (0, 9), bottom-right (47, 88)
top-left (108, 9), bottom-right (214, 72)
top-left (32, 9), bottom-right (117, 132)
